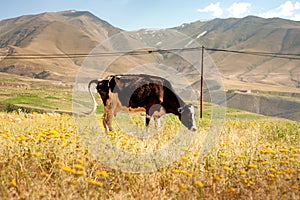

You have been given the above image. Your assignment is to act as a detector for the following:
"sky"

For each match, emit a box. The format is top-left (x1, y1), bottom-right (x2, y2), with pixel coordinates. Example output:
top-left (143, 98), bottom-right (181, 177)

top-left (1, 0), bottom-right (300, 30)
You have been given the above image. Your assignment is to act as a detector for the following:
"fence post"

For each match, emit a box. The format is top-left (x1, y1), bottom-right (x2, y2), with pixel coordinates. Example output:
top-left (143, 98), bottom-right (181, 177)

top-left (200, 46), bottom-right (204, 119)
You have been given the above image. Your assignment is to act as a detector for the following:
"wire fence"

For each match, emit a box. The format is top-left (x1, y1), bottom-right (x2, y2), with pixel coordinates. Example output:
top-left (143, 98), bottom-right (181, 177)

top-left (1, 46), bottom-right (300, 60)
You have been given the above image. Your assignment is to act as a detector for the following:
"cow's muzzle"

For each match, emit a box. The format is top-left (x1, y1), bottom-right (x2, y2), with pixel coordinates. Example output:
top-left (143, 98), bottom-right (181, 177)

top-left (190, 126), bottom-right (197, 132)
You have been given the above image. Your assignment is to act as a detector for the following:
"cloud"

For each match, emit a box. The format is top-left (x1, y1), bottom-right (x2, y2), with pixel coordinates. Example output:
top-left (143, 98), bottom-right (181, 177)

top-left (227, 2), bottom-right (251, 17)
top-left (197, 2), bottom-right (223, 17)
top-left (292, 14), bottom-right (300, 21)
top-left (260, 1), bottom-right (300, 19)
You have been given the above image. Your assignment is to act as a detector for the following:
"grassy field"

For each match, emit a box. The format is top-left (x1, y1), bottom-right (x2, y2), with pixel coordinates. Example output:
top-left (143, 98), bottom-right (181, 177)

top-left (0, 73), bottom-right (299, 199)
top-left (0, 108), bottom-right (299, 199)
top-left (0, 73), bottom-right (72, 113)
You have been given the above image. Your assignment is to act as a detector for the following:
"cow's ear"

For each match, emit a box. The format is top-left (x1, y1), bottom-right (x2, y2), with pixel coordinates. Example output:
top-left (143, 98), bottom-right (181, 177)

top-left (178, 107), bottom-right (183, 113)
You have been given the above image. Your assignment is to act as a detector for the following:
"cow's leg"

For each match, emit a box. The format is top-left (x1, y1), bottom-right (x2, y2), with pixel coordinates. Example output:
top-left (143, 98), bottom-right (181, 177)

top-left (145, 110), bottom-right (152, 134)
top-left (145, 108), bottom-right (151, 127)
top-left (149, 104), bottom-right (164, 129)
top-left (103, 106), bottom-right (114, 132)
top-left (153, 116), bottom-right (161, 129)
top-left (102, 112), bottom-right (109, 132)
top-left (106, 110), bottom-right (114, 131)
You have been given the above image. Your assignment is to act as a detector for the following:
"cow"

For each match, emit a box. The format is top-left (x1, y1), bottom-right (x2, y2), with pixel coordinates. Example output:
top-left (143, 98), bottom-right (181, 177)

top-left (87, 74), bottom-right (197, 132)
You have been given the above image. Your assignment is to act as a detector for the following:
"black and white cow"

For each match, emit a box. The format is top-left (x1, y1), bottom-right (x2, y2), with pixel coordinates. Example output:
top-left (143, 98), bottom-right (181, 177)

top-left (87, 74), bottom-right (197, 132)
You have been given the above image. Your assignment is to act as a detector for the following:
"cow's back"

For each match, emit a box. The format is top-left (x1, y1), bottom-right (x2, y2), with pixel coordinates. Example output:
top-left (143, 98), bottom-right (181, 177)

top-left (111, 74), bottom-right (166, 108)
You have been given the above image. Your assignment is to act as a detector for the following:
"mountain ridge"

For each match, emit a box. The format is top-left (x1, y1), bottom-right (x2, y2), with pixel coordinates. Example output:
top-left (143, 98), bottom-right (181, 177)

top-left (0, 10), bottom-right (122, 81)
top-left (174, 15), bottom-right (300, 88)
top-left (0, 10), bottom-right (300, 89)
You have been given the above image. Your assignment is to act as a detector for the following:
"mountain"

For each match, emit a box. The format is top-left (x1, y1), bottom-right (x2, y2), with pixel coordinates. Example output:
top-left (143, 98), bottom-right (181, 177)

top-left (0, 10), bottom-right (122, 82)
top-left (174, 16), bottom-right (300, 88)
top-left (0, 11), bottom-right (300, 89)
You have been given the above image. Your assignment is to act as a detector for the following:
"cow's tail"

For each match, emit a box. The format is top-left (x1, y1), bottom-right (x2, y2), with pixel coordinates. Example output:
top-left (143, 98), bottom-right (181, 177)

top-left (84, 79), bottom-right (99, 115)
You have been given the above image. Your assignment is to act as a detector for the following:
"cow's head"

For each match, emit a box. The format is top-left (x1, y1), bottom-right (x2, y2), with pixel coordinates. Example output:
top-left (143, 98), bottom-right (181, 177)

top-left (178, 104), bottom-right (197, 131)
top-left (96, 79), bottom-right (110, 106)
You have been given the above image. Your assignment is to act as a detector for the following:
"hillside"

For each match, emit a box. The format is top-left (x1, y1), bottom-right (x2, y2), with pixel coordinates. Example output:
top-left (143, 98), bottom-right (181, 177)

top-left (174, 16), bottom-right (300, 88)
top-left (0, 11), bottom-right (300, 90)
top-left (0, 10), bottom-right (122, 82)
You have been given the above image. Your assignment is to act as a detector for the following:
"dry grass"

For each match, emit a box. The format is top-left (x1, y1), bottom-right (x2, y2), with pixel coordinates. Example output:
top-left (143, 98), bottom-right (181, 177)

top-left (0, 111), bottom-right (299, 199)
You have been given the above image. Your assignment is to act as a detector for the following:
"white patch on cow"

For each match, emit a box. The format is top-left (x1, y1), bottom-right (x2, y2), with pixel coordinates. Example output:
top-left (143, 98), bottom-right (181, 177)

top-left (107, 75), bottom-right (114, 82)
top-left (189, 105), bottom-right (197, 131)
top-left (156, 117), bottom-right (161, 128)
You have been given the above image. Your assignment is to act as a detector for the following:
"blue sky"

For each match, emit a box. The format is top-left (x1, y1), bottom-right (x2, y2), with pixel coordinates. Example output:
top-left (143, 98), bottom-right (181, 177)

top-left (1, 0), bottom-right (300, 30)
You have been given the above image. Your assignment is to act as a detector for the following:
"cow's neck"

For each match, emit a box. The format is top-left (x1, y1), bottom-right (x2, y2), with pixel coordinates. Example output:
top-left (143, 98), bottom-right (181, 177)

top-left (162, 87), bottom-right (185, 118)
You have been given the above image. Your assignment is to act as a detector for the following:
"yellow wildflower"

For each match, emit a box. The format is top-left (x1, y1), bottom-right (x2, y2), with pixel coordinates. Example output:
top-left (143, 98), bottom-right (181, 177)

top-left (74, 171), bottom-right (86, 176)
top-left (86, 178), bottom-right (103, 187)
top-left (279, 149), bottom-right (289, 153)
top-left (213, 176), bottom-right (223, 182)
top-left (53, 161), bottom-right (64, 167)
top-left (247, 164), bottom-right (258, 169)
top-left (62, 166), bottom-right (76, 173)
top-left (224, 166), bottom-right (233, 171)
top-left (172, 169), bottom-right (181, 173)
top-left (276, 171), bottom-right (285, 175)
top-left (291, 186), bottom-right (300, 191)
top-left (180, 184), bottom-right (187, 192)
top-left (171, 169), bottom-right (192, 176)
top-left (32, 152), bottom-right (42, 157)
top-left (280, 160), bottom-right (289, 165)
top-left (289, 158), bottom-right (295, 162)
top-left (262, 161), bottom-right (270, 165)
top-left (117, 163), bottom-right (126, 167)
top-left (95, 171), bottom-right (109, 178)
top-left (144, 163), bottom-right (152, 168)
top-left (76, 159), bottom-right (83, 164)
top-left (248, 181), bottom-right (255, 185)
top-left (228, 187), bottom-right (236, 193)
top-left (68, 180), bottom-right (79, 185)
top-left (292, 148), bottom-right (300, 154)
top-left (10, 179), bottom-right (17, 187)
top-left (284, 169), bottom-right (295, 174)
top-left (219, 153), bottom-right (229, 158)
top-left (221, 161), bottom-right (229, 166)
top-left (74, 164), bottom-right (84, 170)
top-left (269, 168), bottom-right (277, 173)
top-left (260, 149), bottom-right (276, 154)
top-left (181, 156), bottom-right (190, 162)
top-left (195, 181), bottom-right (204, 188)
top-left (237, 154), bottom-right (246, 159)
top-left (267, 174), bottom-right (276, 178)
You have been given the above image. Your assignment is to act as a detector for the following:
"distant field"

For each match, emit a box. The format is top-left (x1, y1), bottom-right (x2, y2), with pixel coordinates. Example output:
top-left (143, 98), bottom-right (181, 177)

top-left (0, 73), bottom-right (72, 113)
